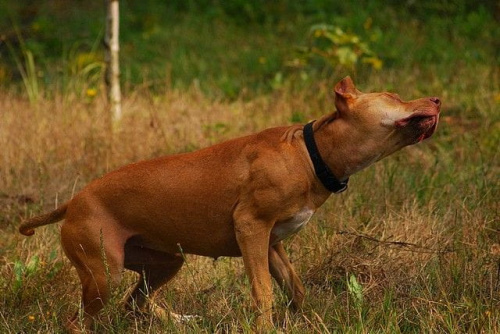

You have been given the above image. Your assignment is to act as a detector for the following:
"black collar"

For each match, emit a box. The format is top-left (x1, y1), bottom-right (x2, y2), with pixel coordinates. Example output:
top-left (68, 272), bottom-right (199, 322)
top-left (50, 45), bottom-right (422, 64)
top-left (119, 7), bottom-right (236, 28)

top-left (303, 121), bottom-right (348, 193)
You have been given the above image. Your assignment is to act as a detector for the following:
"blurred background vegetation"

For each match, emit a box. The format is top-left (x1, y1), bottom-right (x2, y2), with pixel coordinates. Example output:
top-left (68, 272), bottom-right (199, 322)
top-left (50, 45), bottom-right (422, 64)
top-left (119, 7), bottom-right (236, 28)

top-left (1, 0), bottom-right (499, 99)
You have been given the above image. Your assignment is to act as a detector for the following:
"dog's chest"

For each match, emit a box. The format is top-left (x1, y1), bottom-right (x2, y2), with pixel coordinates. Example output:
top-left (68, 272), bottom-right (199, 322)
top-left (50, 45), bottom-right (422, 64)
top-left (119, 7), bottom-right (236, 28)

top-left (271, 208), bottom-right (314, 243)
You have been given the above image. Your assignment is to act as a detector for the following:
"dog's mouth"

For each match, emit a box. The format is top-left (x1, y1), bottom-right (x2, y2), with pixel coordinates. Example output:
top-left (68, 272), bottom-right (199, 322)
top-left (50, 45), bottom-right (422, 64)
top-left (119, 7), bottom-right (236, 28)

top-left (395, 110), bottom-right (440, 143)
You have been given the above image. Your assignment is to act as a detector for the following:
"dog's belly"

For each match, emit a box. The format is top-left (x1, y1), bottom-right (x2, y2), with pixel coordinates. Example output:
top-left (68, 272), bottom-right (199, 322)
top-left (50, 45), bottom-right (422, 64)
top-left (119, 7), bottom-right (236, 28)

top-left (123, 212), bottom-right (242, 258)
top-left (127, 225), bottom-right (242, 259)
top-left (271, 208), bottom-right (314, 244)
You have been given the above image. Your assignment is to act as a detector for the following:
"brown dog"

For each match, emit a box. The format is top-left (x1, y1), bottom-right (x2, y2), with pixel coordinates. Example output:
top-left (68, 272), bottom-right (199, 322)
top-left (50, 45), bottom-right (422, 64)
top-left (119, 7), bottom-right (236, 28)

top-left (19, 77), bottom-right (440, 332)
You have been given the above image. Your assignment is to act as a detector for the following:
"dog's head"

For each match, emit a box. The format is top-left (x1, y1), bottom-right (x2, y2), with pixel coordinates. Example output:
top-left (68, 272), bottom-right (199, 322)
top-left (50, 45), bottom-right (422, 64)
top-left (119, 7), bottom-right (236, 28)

top-left (334, 76), bottom-right (440, 159)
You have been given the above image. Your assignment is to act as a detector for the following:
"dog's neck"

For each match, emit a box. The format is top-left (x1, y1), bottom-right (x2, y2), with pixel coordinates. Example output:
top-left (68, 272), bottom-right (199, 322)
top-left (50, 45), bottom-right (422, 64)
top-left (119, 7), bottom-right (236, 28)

top-left (311, 112), bottom-right (382, 182)
top-left (303, 121), bottom-right (348, 193)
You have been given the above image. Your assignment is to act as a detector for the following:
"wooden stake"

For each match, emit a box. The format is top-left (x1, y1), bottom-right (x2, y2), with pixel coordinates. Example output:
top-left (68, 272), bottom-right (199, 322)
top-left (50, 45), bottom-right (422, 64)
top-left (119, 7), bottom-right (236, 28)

top-left (105, 0), bottom-right (121, 122)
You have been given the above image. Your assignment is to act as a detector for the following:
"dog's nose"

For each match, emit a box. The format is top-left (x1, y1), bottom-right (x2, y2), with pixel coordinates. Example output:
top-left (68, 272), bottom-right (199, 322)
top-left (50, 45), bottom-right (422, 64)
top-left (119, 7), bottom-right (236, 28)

top-left (430, 97), bottom-right (441, 107)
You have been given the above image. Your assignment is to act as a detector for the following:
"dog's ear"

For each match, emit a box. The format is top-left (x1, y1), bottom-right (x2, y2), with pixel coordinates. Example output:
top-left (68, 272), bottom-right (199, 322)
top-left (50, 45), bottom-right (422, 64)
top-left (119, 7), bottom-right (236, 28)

top-left (334, 76), bottom-right (359, 113)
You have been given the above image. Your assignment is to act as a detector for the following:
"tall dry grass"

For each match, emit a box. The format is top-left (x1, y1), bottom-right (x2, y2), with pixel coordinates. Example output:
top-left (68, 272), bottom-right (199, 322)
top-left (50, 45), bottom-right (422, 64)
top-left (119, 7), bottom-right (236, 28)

top-left (0, 67), bottom-right (499, 332)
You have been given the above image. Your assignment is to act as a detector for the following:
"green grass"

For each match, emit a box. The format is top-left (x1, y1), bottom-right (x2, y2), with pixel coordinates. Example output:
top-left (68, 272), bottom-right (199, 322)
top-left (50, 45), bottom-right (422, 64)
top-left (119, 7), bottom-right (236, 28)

top-left (0, 1), bottom-right (499, 333)
top-left (1, 1), bottom-right (498, 97)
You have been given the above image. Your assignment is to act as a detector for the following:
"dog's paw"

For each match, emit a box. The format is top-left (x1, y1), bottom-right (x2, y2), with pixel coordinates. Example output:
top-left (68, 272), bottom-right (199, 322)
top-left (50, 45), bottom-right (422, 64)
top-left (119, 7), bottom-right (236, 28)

top-left (151, 303), bottom-right (202, 324)
top-left (169, 312), bottom-right (203, 324)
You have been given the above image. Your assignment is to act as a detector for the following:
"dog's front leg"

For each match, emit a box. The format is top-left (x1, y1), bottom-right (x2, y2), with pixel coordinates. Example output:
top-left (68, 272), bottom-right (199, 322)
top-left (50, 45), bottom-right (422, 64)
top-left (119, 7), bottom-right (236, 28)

top-left (235, 218), bottom-right (274, 331)
top-left (269, 242), bottom-right (305, 310)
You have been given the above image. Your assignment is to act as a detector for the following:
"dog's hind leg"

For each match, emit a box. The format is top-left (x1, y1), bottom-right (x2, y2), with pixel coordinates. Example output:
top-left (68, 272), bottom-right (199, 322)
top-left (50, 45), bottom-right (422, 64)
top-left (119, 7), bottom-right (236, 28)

top-left (269, 242), bottom-right (305, 310)
top-left (60, 221), bottom-right (125, 333)
top-left (123, 241), bottom-right (184, 314)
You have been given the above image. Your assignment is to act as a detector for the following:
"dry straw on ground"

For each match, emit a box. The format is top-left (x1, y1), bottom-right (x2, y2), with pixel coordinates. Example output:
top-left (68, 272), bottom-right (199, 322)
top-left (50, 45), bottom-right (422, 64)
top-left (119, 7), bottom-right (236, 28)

top-left (1, 71), bottom-right (498, 332)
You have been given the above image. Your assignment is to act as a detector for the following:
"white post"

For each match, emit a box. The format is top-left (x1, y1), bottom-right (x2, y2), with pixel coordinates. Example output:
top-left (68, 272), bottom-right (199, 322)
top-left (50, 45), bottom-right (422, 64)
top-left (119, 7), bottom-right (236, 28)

top-left (105, 0), bottom-right (122, 122)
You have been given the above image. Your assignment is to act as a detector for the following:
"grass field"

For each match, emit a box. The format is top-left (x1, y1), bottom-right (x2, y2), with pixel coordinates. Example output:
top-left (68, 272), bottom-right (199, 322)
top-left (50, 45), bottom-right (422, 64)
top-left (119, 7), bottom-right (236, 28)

top-left (1, 2), bottom-right (499, 333)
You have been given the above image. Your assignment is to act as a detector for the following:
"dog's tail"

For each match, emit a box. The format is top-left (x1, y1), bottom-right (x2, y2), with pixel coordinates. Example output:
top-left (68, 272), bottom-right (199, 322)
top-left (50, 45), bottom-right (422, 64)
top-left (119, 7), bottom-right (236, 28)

top-left (19, 203), bottom-right (68, 236)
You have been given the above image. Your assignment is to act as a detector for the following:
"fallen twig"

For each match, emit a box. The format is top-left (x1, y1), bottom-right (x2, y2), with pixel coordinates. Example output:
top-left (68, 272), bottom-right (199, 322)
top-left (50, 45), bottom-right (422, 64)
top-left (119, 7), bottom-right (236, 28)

top-left (337, 230), bottom-right (455, 254)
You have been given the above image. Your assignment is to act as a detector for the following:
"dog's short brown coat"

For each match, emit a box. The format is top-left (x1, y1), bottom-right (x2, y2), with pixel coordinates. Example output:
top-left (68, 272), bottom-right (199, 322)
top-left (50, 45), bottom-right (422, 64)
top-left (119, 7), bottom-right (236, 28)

top-left (19, 77), bottom-right (441, 332)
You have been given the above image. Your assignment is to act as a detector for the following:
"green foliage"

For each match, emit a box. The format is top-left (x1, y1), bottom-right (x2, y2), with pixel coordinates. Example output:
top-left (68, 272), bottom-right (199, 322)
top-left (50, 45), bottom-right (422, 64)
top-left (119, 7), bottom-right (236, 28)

top-left (60, 42), bottom-right (105, 99)
top-left (290, 111), bottom-right (306, 124)
top-left (290, 23), bottom-right (382, 73)
top-left (5, 35), bottom-right (41, 103)
top-left (1, 0), bottom-right (498, 99)
top-left (13, 255), bottom-right (39, 293)
top-left (11, 249), bottom-right (64, 295)
top-left (347, 274), bottom-right (364, 309)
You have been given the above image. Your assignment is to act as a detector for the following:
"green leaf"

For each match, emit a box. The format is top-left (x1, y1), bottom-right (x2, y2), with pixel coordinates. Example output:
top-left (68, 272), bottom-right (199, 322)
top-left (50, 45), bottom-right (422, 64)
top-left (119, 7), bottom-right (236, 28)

top-left (26, 255), bottom-right (40, 276)
top-left (347, 274), bottom-right (364, 308)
